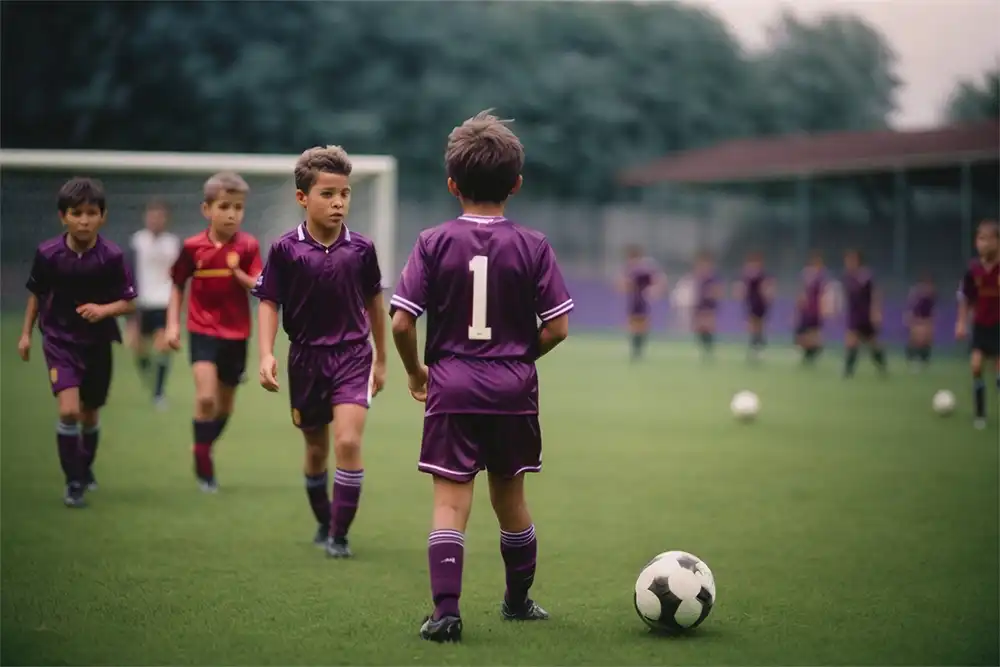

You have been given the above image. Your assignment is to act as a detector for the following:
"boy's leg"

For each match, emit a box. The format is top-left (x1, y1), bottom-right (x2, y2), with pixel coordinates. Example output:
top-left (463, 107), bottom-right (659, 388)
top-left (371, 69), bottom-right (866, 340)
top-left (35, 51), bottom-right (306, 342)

top-left (55, 387), bottom-right (87, 506)
top-left (329, 404), bottom-right (368, 555)
top-left (79, 342), bottom-right (113, 489)
top-left (302, 424), bottom-right (332, 545)
top-left (191, 361), bottom-right (220, 487)
top-left (151, 319), bottom-right (171, 404)
top-left (844, 330), bottom-right (859, 377)
top-left (868, 330), bottom-right (887, 374)
top-left (212, 338), bottom-right (248, 445)
top-left (971, 348), bottom-right (986, 427)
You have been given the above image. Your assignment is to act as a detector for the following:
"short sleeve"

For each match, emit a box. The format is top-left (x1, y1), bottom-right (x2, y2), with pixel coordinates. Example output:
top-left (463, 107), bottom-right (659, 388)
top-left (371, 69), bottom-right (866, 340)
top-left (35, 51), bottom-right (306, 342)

top-left (244, 237), bottom-right (263, 277)
top-left (390, 238), bottom-right (429, 318)
top-left (252, 243), bottom-right (286, 305)
top-left (535, 240), bottom-right (574, 322)
top-left (961, 269), bottom-right (976, 302)
top-left (26, 249), bottom-right (51, 297)
top-left (362, 242), bottom-right (383, 299)
top-left (113, 252), bottom-right (138, 301)
top-left (171, 244), bottom-right (195, 286)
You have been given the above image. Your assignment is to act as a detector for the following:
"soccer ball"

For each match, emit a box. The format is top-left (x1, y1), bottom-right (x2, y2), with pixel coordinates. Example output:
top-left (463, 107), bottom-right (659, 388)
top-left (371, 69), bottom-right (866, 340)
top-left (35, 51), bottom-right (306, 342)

top-left (730, 390), bottom-right (760, 421)
top-left (932, 390), bottom-right (956, 416)
top-left (634, 551), bottom-right (716, 633)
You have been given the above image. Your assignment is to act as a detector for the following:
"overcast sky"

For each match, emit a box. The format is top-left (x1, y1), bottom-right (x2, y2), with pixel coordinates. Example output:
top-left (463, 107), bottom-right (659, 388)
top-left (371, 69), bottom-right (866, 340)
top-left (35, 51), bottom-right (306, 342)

top-left (679, 0), bottom-right (999, 129)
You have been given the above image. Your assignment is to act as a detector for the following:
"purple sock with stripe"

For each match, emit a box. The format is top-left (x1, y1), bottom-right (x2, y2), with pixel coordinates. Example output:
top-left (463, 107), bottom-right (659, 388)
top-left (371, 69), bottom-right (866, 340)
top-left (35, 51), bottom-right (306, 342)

top-left (330, 468), bottom-right (363, 539)
top-left (429, 529), bottom-right (464, 619)
top-left (501, 524), bottom-right (537, 608)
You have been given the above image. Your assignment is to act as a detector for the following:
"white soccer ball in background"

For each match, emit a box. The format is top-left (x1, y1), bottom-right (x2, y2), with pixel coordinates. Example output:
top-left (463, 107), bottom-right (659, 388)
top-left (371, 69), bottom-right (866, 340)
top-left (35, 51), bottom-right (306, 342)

top-left (634, 550), bottom-right (716, 633)
top-left (932, 390), bottom-right (956, 416)
top-left (730, 390), bottom-right (760, 421)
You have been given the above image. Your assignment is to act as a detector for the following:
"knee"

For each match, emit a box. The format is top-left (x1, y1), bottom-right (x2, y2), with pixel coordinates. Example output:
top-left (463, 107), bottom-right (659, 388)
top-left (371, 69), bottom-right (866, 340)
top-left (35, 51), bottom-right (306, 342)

top-left (58, 408), bottom-right (81, 425)
top-left (304, 440), bottom-right (328, 469)
top-left (195, 394), bottom-right (217, 417)
top-left (333, 433), bottom-right (362, 465)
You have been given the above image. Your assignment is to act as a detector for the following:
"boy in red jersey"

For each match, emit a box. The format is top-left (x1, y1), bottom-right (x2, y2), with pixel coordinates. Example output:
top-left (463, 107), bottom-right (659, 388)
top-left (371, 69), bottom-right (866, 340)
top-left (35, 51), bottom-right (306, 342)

top-left (956, 220), bottom-right (1000, 429)
top-left (165, 172), bottom-right (262, 491)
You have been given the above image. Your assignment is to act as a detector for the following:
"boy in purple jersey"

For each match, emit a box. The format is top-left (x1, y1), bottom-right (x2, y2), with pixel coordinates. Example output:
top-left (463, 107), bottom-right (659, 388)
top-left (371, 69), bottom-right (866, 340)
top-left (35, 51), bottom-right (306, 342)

top-left (389, 111), bottom-right (572, 643)
top-left (617, 245), bottom-right (665, 362)
top-left (692, 251), bottom-right (722, 360)
top-left (904, 272), bottom-right (936, 370)
top-left (254, 146), bottom-right (387, 559)
top-left (732, 251), bottom-right (774, 363)
top-left (795, 252), bottom-right (828, 365)
top-left (841, 250), bottom-right (886, 377)
top-left (17, 178), bottom-right (137, 507)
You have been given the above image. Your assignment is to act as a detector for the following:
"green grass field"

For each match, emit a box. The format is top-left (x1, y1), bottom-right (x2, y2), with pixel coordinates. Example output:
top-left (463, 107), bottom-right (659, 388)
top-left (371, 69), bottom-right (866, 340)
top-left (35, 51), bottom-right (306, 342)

top-left (2, 318), bottom-right (998, 666)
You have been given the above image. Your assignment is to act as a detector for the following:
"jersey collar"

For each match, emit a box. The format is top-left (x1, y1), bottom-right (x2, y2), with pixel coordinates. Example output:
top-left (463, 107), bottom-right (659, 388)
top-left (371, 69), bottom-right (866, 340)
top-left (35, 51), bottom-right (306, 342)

top-left (458, 214), bottom-right (507, 225)
top-left (297, 222), bottom-right (350, 248)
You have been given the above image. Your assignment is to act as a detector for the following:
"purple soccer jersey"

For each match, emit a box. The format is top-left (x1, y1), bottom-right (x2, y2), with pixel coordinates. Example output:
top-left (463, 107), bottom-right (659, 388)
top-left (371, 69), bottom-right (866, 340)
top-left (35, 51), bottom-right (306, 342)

top-left (625, 259), bottom-right (658, 316)
top-left (843, 268), bottom-right (875, 328)
top-left (252, 224), bottom-right (382, 346)
top-left (908, 284), bottom-right (936, 319)
top-left (27, 234), bottom-right (137, 346)
top-left (390, 215), bottom-right (574, 415)
top-left (797, 267), bottom-right (826, 327)
top-left (743, 269), bottom-right (769, 317)
top-left (695, 272), bottom-right (721, 312)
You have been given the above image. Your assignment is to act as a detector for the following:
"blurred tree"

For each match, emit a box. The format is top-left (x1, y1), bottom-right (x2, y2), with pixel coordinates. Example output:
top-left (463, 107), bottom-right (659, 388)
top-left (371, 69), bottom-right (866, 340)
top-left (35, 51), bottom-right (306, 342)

top-left (945, 68), bottom-right (1000, 123)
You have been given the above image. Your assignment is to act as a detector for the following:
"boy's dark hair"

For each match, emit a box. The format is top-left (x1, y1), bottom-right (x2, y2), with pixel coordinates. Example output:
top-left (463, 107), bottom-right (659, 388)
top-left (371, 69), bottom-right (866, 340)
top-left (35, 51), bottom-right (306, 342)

top-left (203, 172), bottom-right (250, 203)
top-left (445, 109), bottom-right (524, 204)
top-left (294, 145), bottom-right (352, 193)
top-left (57, 177), bottom-right (106, 214)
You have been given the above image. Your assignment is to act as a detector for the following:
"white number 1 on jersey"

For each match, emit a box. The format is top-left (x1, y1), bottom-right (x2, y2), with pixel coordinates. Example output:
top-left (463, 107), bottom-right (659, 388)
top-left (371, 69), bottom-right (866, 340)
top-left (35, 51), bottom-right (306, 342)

top-left (468, 255), bottom-right (493, 340)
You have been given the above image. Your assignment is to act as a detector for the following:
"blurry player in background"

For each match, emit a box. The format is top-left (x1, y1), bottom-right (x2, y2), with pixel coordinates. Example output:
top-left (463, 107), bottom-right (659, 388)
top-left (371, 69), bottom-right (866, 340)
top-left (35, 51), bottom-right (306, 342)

top-left (732, 251), bottom-right (774, 364)
top-left (956, 220), bottom-right (1000, 429)
top-left (692, 251), bottom-right (722, 361)
top-left (904, 272), bottom-right (936, 371)
top-left (390, 110), bottom-right (572, 643)
top-left (18, 178), bottom-right (137, 507)
top-left (841, 249), bottom-right (886, 378)
top-left (255, 146), bottom-right (387, 559)
top-left (617, 245), bottom-right (664, 362)
top-left (795, 252), bottom-right (830, 365)
top-left (128, 200), bottom-right (180, 408)
top-left (165, 173), bottom-right (262, 492)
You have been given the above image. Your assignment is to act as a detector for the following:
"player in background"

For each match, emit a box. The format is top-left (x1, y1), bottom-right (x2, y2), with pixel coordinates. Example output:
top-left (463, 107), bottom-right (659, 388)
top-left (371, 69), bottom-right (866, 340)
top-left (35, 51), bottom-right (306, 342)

top-left (18, 178), bottom-right (137, 507)
top-left (904, 272), bottom-right (936, 371)
top-left (732, 251), bottom-right (774, 363)
top-left (255, 146), bottom-right (387, 558)
top-left (841, 249), bottom-right (887, 378)
top-left (165, 172), bottom-right (262, 492)
top-left (956, 220), bottom-right (1000, 429)
top-left (616, 245), bottom-right (664, 362)
top-left (128, 200), bottom-right (180, 408)
top-left (390, 111), bottom-right (572, 642)
top-left (692, 251), bottom-right (722, 361)
top-left (795, 252), bottom-right (829, 365)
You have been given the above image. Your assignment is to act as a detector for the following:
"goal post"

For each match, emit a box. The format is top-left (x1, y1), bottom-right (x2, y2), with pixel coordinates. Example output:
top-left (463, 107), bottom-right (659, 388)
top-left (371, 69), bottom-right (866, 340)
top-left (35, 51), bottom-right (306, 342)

top-left (0, 148), bottom-right (398, 284)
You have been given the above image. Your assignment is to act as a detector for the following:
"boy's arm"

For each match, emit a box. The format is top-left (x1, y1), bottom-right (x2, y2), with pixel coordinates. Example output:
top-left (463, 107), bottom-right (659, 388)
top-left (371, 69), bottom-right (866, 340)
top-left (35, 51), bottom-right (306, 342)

top-left (537, 313), bottom-right (569, 359)
top-left (232, 240), bottom-right (263, 291)
top-left (366, 293), bottom-right (388, 363)
top-left (391, 309), bottom-right (422, 376)
top-left (534, 240), bottom-right (574, 359)
top-left (257, 299), bottom-right (280, 392)
top-left (18, 294), bottom-right (40, 360)
top-left (956, 272), bottom-right (973, 338)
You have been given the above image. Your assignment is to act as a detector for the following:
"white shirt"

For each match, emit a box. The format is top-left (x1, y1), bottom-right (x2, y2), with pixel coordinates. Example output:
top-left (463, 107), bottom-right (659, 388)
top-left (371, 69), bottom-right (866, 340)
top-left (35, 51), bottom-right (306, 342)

top-left (131, 229), bottom-right (181, 308)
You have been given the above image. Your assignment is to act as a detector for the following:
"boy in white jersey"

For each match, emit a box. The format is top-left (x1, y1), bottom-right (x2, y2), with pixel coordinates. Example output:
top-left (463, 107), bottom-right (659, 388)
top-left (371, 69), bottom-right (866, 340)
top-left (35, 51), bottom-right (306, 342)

top-left (129, 200), bottom-right (180, 407)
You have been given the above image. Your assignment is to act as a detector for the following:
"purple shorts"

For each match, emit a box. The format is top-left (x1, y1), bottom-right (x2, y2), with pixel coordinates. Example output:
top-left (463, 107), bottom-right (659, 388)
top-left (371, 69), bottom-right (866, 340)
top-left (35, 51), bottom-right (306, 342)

top-left (418, 413), bottom-right (542, 482)
top-left (43, 337), bottom-right (113, 408)
top-left (287, 341), bottom-right (372, 430)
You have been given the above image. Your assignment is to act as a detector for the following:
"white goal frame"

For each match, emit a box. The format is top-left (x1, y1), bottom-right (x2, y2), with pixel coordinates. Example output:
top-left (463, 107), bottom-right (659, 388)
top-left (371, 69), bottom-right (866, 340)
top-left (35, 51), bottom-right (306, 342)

top-left (0, 148), bottom-right (398, 280)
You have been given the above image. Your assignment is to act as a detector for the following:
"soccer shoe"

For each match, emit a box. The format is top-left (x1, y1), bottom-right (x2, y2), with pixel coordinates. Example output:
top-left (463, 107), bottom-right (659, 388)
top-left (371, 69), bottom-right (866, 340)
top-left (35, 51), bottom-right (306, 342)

top-left (153, 396), bottom-right (169, 412)
top-left (325, 536), bottom-right (353, 559)
top-left (419, 614), bottom-right (462, 642)
top-left (501, 598), bottom-right (549, 621)
top-left (313, 525), bottom-right (328, 546)
top-left (85, 469), bottom-right (98, 492)
top-left (974, 418), bottom-right (987, 430)
top-left (63, 484), bottom-right (87, 508)
top-left (198, 478), bottom-right (219, 494)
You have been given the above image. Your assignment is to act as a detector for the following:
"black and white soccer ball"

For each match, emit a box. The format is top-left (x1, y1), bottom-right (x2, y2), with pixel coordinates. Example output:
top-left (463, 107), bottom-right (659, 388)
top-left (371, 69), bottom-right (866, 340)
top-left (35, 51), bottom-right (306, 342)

top-left (634, 550), bottom-right (716, 633)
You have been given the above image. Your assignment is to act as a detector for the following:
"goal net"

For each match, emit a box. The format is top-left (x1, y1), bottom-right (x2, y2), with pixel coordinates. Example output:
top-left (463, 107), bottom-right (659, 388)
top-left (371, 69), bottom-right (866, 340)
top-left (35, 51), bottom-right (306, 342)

top-left (0, 150), bottom-right (397, 308)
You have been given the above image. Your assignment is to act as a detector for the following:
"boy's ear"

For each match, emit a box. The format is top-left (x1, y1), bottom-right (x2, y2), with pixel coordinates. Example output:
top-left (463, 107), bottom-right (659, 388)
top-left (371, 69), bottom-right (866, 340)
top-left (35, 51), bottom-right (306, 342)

top-left (201, 202), bottom-right (212, 219)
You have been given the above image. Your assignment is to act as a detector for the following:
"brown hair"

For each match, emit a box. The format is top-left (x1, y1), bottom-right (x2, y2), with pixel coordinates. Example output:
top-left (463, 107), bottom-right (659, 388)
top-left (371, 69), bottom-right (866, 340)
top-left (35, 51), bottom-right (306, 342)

top-left (294, 145), bottom-right (352, 193)
top-left (978, 219), bottom-right (999, 238)
top-left (445, 109), bottom-right (524, 204)
top-left (57, 177), bottom-right (105, 213)
top-left (203, 172), bottom-right (249, 203)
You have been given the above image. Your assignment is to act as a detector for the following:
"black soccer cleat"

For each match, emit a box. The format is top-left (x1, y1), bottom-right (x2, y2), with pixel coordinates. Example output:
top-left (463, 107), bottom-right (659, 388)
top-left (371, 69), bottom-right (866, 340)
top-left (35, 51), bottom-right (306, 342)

top-left (63, 483), bottom-right (87, 508)
top-left (313, 524), bottom-right (328, 546)
top-left (501, 598), bottom-right (549, 621)
top-left (325, 536), bottom-right (353, 559)
top-left (419, 614), bottom-right (462, 642)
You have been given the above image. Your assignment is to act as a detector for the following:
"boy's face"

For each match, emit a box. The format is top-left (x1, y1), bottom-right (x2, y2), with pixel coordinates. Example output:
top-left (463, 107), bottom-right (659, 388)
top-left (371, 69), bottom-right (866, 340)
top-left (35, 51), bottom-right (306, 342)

top-left (59, 203), bottom-right (105, 245)
top-left (145, 207), bottom-right (168, 234)
top-left (296, 171), bottom-right (351, 232)
top-left (844, 252), bottom-right (860, 271)
top-left (975, 226), bottom-right (999, 260)
top-left (201, 191), bottom-right (246, 238)
top-left (746, 257), bottom-right (762, 271)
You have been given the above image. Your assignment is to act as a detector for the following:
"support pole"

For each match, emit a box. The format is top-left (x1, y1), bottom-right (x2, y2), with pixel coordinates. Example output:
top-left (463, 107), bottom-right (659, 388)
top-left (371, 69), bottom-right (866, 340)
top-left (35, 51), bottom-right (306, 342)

top-left (893, 169), bottom-right (908, 285)
top-left (959, 162), bottom-right (972, 261)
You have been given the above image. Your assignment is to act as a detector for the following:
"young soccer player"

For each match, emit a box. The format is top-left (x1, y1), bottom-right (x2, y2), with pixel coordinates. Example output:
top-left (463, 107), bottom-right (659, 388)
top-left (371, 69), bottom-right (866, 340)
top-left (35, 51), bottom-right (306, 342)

top-left (692, 251), bottom-right (722, 360)
top-left (795, 252), bottom-right (828, 365)
top-left (956, 220), bottom-right (1000, 429)
top-left (617, 245), bottom-right (664, 362)
top-left (732, 252), bottom-right (774, 363)
top-left (129, 199), bottom-right (180, 407)
top-left (255, 146), bottom-right (387, 558)
top-left (165, 172), bottom-right (262, 491)
top-left (390, 111), bottom-right (573, 643)
top-left (18, 178), bottom-right (137, 507)
top-left (842, 249), bottom-right (886, 378)
top-left (904, 272), bottom-right (936, 370)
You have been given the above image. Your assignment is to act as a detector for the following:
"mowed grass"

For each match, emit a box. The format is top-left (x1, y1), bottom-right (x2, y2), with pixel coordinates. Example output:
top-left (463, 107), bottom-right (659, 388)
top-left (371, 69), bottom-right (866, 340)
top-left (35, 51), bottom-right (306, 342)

top-left (1, 317), bottom-right (998, 666)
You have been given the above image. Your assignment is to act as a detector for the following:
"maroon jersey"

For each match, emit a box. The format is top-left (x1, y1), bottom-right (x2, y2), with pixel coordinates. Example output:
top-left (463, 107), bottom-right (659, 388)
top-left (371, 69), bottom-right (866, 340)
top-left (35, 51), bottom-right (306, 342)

top-left (252, 224), bottom-right (382, 346)
top-left (625, 258), bottom-right (658, 316)
top-left (171, 230), bottom-right (262, 340)
top-left (843, 268), bottom-right (875, 328)
top-left (26, 234), bottom-right (137, 346)
top-left (907, 284), bottom-right (936, 319)
top-left (962, 260), bottom-right (1000, 326)
top-left (390, 215), bottom-right (573, 415)
top-left (743, 268), bottom-right (769, 315)
top-left (798, 267), bottom-right (826, 319)
top-left (695, 272), bottom-right (721, 312)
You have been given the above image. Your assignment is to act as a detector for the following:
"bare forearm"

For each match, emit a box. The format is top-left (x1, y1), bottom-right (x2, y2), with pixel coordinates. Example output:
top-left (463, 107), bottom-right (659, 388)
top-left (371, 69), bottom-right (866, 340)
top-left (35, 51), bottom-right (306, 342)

top-left (957, 300), bottom-right (970, 325)
top-left (366, 293), bottom-right (388, 362)
top-left (104, 299), bottom-right (136, 317)
top-left (258, 300), bottom-right (279, 357)
top-left (537, 314), bottom-right (569, 359)
top-left (21, 294), bottom-right (39, 337)
top-left (233, 268), bottom-right (258, 291)
top-left (391, 312), bottom-right (422, 375)
top-left (167, 285), bottom-right (184, 329)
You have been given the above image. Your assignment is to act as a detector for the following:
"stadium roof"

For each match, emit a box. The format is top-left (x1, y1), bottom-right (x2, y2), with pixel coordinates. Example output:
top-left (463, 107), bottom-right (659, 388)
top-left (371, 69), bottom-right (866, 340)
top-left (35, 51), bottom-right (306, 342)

top-left (618, 121), bottom-right (1000, 186)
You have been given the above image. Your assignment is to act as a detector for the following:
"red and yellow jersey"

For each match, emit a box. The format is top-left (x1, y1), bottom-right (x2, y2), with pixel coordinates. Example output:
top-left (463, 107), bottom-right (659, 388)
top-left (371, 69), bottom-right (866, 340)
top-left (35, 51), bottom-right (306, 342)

top-left (961, 259), bottom-right (1000, 327)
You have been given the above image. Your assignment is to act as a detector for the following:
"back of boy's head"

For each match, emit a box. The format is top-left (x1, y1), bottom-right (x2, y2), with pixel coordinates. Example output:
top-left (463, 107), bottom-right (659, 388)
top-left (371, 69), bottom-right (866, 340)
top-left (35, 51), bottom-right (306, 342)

top-left (203, 171), bottom-right (250, 203)
top-left (57, 177), bottom-right (106, 213)
top-left (446, 109), bottom-right (524, 204)
top-left (294, 146), bottom-right (352, 193)
top-left (979, 219), bottom-right (999, 237)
